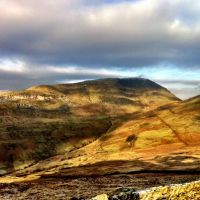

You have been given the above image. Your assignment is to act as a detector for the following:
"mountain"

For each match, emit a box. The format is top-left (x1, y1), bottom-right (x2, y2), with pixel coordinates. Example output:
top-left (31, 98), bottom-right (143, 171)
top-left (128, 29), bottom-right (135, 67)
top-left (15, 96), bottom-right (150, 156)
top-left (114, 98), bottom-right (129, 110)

top-left (0, 78), bottom-right (179, 116)
top-left (0, 78), bottom-right (199, 181)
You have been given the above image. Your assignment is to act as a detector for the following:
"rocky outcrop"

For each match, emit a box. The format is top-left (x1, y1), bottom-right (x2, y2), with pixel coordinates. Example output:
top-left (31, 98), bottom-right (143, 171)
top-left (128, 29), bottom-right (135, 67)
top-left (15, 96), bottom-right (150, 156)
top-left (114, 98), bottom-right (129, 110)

top-left (92, 194), bottom-right (108, 200)
top-left (108, 188), bottom-right (139, 200)
top-left (140, 180), bottom-right (200, 200)
top-left (91, 180), bottom-right (200, 200)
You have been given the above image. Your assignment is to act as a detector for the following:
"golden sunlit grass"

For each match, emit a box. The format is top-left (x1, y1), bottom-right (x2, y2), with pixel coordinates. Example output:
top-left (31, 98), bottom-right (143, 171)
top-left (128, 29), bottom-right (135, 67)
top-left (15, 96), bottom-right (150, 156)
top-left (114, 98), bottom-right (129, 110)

top-left (0, 79), bottom-right (199, 183)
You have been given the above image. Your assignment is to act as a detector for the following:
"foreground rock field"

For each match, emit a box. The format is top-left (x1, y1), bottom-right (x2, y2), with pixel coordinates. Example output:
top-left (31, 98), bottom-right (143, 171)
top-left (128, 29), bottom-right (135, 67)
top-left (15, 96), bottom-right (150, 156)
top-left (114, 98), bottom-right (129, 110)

top-left (93, 179), bottom-right (200, 200)
top-left (0, 173), bottom-right (200, 200)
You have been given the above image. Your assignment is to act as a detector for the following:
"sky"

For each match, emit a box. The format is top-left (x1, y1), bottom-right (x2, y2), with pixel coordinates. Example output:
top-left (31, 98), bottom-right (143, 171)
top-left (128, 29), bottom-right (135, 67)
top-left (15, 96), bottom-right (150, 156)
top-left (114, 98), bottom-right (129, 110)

top-left (0, 0), bottom-right (199, 99)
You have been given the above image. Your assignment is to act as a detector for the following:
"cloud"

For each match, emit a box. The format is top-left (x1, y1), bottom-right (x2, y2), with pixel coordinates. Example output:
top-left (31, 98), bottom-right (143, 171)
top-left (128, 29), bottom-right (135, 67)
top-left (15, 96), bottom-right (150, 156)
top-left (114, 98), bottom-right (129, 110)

top-left (0, 59), bottom-right (199, 100)
top-left (157, 79), bottom-right (200, 86)
top-left (168, 87), bottom-right (200, 100)
top-left (0, 0), bottom-right (199, 99)
top-left (0, 0), bottom-right (200, 67)
top-left (0, 59), bottom-right (124, 90)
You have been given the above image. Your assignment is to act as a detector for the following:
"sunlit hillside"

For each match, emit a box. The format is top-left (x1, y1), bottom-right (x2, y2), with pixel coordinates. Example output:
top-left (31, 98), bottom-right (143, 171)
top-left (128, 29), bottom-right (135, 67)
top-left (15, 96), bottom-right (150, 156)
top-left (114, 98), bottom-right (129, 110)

top-left (0, 78), bottom-right (199, 182)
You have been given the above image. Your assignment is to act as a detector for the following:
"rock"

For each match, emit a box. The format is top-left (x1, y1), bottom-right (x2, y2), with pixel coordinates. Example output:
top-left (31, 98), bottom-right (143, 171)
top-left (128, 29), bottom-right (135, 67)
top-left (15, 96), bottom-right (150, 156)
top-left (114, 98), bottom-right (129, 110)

top-left (140, 180), bottom-right (200, 200)
top-left (108, 188), bottom-right (139, 200)
top-left (92, 194), bottom-right (108, 200)
top-left (90, 180), bottom-right (200, 200)
top-left (109, 195), bottom-right (119, 200)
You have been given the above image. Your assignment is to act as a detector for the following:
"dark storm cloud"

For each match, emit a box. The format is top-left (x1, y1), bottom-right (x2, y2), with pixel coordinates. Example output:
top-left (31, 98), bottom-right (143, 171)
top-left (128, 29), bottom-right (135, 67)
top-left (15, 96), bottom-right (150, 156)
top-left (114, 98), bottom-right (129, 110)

top-left (0, 0), bottom-right (200, 68)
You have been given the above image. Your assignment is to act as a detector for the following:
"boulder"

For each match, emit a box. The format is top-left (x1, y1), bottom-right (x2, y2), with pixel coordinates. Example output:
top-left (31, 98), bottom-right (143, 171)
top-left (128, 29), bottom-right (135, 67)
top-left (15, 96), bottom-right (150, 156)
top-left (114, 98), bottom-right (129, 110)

top-left (92, 194), bottom-right (108, 200)
top-left (108, 188), bottom-right (139, 200)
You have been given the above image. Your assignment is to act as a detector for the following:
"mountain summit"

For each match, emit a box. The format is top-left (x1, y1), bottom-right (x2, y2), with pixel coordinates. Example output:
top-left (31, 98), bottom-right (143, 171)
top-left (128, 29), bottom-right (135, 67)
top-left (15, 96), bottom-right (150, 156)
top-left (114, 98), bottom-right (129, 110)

top-left (0, 78), bottom-right (179, 117)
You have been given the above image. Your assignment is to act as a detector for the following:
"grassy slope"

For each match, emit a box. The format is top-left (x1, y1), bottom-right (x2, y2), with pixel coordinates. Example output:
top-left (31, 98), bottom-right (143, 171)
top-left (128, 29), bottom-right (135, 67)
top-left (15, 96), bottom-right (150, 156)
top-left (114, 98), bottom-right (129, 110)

top-left (0, 78), bottom-right (181, 175)
top-left (0, 78), bottom-right (199, 182)
top-left (1, 95), bottom-right (198, 183)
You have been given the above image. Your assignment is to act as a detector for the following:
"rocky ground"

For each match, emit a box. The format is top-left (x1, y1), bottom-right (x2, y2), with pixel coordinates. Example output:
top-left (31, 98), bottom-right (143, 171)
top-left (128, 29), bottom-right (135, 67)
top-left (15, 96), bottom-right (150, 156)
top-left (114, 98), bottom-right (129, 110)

top-left (0, 173), bottom-right (200, 200)
top-left (93, 179), bottom-right (200, 200)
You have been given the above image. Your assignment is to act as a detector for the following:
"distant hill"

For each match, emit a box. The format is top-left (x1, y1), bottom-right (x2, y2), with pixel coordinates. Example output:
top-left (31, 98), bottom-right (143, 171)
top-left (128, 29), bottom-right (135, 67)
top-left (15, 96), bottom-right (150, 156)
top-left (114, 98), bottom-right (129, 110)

top-left (0, 78), bottom-right (199, 181)
top-left (0, 78), bottom-right (180, 116)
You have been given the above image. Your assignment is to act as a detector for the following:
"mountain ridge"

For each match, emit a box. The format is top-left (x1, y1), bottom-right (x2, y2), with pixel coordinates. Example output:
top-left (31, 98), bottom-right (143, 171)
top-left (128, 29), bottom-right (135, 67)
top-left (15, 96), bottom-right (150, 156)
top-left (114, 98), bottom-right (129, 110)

top-left (0, 78), bottom-right (180, 116)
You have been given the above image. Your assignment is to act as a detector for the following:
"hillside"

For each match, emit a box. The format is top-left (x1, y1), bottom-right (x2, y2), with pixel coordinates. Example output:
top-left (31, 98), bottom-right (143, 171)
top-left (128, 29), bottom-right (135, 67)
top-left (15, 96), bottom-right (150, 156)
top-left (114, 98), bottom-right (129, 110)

top-left (2, 94), bottom-right (197, 182)
top-left (0, 78), bottom-right (199, 184)
top-left (0, 78), bottom-right (179, 116)
top-left (0, 78), bottom-right (182, 175)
